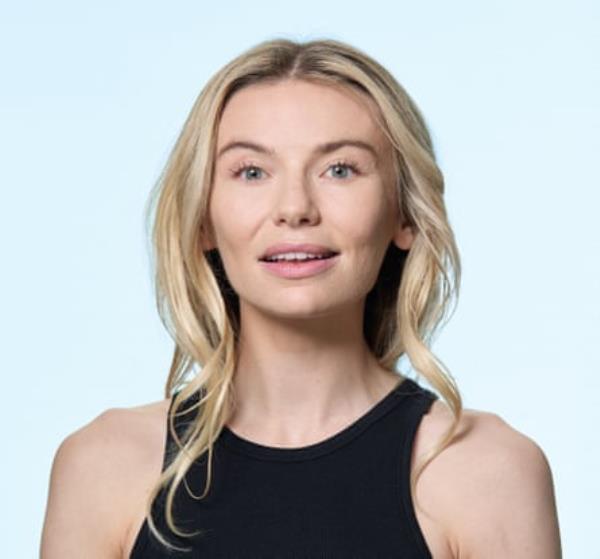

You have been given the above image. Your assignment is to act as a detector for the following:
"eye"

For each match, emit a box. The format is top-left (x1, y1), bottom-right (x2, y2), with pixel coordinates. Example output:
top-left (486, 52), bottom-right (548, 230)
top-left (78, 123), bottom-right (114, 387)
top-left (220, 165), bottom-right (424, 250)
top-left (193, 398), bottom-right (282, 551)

top-left (229, 159), bottom-right (362, 182)
top-left (230, 162), bottom-right (265, 181)
top-left (326, 160), bottom-right (361, 180)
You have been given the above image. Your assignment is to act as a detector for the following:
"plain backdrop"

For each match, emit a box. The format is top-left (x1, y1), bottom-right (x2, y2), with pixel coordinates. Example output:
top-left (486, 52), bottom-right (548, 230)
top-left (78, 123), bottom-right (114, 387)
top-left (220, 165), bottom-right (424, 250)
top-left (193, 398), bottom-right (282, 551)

top-left (1, 1), bottom-right (598, 557)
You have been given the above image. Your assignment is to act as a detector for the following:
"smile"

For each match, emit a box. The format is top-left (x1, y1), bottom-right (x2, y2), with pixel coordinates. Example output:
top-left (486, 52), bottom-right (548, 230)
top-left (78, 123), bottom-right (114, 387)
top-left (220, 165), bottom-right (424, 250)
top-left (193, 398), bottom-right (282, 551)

top-left (258, 253), bottom-right (339, 279)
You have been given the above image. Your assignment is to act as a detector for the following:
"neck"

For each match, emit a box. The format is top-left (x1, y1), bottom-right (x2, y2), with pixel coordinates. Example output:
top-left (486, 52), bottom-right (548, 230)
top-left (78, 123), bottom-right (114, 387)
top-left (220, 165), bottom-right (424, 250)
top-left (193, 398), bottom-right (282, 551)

top-left (226, 300), bottom-right (402, 447)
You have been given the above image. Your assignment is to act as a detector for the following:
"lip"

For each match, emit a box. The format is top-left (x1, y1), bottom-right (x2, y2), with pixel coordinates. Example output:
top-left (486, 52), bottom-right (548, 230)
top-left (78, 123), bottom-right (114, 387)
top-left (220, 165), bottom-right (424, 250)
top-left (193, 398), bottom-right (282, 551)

top-left (258, 253), bottom-right (340, 279)
top-left (259, 242), bottom-right (339, 260)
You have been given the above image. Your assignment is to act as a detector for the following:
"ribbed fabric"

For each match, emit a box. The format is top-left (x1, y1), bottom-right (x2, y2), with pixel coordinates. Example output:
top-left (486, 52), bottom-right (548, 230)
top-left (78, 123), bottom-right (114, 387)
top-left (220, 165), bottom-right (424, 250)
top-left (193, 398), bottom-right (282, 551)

top-left (130, 376), bottom-right (438, 558)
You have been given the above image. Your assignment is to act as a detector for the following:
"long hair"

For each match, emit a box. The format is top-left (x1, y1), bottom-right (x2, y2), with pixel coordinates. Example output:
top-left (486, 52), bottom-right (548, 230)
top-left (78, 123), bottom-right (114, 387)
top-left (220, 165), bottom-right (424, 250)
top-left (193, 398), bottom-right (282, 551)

top-left (143, 36), bottom-right (462, 552)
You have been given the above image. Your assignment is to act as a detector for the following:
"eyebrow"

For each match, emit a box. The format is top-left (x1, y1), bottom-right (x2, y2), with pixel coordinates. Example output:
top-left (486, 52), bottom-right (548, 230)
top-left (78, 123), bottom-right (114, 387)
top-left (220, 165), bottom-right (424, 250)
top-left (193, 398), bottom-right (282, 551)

top-left (216, 139), bottom-right (378, 160)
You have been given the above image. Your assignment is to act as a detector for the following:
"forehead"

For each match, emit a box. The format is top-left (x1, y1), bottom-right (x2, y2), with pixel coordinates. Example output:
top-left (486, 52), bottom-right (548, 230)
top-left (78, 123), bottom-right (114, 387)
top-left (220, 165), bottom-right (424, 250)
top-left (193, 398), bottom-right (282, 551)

top-left (216, 79), bottom-right (388, 152)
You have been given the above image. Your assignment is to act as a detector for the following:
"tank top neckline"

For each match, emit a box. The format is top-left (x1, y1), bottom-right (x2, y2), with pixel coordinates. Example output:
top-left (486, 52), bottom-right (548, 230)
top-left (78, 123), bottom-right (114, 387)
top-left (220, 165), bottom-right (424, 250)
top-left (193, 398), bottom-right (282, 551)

top-left (218, 375), bottom-right (421, 462)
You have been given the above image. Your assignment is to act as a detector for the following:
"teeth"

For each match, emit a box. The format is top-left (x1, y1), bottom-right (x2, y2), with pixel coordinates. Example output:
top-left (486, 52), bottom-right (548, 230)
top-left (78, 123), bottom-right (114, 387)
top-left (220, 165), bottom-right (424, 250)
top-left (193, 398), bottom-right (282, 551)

top-left (265, 251), bottom-right (333, 262)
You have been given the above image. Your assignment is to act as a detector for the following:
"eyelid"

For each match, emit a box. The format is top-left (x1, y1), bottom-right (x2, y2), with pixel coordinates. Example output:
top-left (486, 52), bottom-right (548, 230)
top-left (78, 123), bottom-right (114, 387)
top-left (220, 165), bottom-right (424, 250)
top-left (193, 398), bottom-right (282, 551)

top-left (327, 158), bottom-right (361, 176)
top-left (229, 159), bottom-right (265, 179)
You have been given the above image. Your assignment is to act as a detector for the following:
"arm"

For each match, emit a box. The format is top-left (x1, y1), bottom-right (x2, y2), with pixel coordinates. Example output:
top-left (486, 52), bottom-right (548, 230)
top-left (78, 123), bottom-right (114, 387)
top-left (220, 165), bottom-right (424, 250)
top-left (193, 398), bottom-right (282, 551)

top-left (40, 410), bottom-right (135, 559)
top-left (446, 414), bottom-right (562, 558)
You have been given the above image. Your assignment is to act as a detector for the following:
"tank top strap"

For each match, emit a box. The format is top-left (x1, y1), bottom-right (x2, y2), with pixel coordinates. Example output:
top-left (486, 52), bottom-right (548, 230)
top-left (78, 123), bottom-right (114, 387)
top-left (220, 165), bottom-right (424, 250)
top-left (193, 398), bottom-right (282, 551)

top-left (396, 383), bottom-right (438, 557)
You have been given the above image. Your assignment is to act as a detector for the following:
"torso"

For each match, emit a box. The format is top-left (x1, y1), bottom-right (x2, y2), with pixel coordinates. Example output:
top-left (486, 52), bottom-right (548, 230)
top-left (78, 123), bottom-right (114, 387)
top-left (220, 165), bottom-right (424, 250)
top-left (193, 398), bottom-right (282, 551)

top-left (115, 392), bottom-right (479, 559)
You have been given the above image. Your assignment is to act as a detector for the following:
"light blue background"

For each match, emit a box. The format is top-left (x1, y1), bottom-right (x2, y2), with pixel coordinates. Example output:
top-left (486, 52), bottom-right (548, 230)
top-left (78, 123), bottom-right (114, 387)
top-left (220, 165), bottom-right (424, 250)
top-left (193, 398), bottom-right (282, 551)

top-left (2, 1), bottom-right (597, 557)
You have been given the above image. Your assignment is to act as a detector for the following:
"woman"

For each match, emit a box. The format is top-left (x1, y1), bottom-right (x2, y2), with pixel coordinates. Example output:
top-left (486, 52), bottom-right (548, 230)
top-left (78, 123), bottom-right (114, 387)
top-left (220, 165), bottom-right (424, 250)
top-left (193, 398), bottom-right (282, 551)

top-left (41, 38), bottom-right (561, 558)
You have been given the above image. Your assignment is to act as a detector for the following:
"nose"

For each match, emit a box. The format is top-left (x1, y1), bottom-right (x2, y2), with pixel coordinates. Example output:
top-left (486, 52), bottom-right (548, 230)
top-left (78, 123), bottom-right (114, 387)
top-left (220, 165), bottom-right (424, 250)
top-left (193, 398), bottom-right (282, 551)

top-left (272, 173), bottom-right (320, 227)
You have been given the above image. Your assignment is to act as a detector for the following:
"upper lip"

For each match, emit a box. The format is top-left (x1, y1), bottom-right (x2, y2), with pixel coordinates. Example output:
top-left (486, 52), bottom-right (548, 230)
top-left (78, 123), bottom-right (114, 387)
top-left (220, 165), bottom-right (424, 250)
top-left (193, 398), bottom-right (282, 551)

top-left (259, 243), bottom-right (339, 260)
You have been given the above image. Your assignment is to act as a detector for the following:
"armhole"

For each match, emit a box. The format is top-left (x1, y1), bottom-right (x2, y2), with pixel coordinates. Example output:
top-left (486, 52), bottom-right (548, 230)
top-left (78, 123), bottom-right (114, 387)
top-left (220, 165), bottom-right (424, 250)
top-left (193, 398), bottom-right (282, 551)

top-left (398, 390), bottom-right (438, 559)
top-left (128, 394), bottom-right (176, 559)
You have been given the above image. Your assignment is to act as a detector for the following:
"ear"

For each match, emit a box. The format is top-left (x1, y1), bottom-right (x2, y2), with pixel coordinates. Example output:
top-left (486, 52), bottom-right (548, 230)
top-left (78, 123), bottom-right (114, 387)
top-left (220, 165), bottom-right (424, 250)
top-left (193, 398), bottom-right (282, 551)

top-left (392, 220), bottom-right (415, 251)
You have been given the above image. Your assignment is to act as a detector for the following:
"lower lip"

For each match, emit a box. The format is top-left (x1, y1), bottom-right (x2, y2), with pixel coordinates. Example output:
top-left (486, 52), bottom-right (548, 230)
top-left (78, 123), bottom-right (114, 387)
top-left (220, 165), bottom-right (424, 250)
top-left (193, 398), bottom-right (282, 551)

top-left (258, 254), bottom-right (339, 278)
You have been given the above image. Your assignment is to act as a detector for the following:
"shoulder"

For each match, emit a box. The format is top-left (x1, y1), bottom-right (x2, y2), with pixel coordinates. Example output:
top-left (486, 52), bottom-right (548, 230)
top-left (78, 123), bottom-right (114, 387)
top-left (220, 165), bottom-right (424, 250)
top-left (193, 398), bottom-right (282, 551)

top-left (414, 400), bottom-right (561, 559)
top-left (41, 398), bottom-right (171, 559)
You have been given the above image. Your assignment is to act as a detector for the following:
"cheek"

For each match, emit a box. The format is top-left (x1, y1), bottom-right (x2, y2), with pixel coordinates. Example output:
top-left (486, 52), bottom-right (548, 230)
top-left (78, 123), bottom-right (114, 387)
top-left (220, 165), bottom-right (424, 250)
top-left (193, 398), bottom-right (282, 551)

top-left (334, 198), bottom-right (395, 291)
top-left (336, 194), bottom-right (394, 250)
top-left (209, 193), bottom-right (257, 252)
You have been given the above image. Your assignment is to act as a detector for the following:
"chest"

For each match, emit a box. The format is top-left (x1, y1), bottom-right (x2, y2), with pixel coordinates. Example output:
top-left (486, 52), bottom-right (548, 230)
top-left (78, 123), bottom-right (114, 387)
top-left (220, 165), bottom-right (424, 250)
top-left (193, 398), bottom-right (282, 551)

top-left (128, 436), bottom-right (452, 558)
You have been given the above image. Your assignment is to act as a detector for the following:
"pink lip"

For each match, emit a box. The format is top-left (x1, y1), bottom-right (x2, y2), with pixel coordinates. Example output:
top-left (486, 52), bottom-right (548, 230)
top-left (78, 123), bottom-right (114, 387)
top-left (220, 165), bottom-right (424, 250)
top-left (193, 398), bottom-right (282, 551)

top-left (258, 253), bottom-right (339, 279)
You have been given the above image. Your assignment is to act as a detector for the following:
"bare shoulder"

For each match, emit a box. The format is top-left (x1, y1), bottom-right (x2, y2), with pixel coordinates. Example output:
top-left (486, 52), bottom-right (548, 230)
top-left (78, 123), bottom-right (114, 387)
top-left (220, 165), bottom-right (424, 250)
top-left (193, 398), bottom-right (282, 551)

top-left (413, 399), bottom-right (562, 559)
top-left (41, 398), bottom-right (171, 559)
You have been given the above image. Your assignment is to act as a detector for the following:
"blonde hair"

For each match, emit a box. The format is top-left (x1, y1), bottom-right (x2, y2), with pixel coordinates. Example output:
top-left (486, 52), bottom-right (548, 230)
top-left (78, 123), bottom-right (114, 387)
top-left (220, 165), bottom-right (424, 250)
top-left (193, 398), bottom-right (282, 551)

top-left (143, 36), bottom-right (462, 552)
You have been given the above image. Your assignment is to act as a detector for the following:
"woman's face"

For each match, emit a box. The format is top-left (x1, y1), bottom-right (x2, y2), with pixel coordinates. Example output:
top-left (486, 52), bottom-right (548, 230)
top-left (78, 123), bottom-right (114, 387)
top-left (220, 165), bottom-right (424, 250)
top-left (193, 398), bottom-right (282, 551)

top-left (207, 79), bottom-right (413, 320)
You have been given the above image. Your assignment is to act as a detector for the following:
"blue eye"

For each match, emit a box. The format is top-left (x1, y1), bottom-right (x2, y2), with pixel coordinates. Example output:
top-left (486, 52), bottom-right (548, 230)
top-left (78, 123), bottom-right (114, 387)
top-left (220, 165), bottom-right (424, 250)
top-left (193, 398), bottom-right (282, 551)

top-left (232, 164), bottom-right (264, 181)
top-left (230, 160), bottom-right (361, 182)
top-left (327, 161), bottom-right (359, 179)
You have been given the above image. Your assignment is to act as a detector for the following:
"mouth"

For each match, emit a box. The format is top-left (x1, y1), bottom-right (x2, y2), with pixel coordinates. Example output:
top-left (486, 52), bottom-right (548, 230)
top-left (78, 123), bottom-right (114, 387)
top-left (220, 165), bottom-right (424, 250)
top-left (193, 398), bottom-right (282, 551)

top-left (258, 251), bottom-right (339, 263)
top-left (258, 252), bottom-right (340, 279)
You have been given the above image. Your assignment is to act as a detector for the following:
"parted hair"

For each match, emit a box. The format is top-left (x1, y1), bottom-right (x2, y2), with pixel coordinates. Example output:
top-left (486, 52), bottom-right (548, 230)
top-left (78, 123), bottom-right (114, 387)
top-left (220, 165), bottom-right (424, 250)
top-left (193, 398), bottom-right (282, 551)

top-left (143, 36), bottom-right (462, 552)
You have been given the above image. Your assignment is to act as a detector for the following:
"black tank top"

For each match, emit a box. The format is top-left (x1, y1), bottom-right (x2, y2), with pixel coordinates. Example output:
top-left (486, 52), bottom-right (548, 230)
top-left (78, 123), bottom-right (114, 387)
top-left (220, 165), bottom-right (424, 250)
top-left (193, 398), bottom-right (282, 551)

top-left (129, 376), bottom-right (438, 558)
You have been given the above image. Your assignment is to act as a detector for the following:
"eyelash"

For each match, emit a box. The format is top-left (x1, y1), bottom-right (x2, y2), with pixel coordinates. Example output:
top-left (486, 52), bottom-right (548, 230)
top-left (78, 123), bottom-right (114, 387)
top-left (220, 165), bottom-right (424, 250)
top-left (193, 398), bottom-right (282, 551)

top-left (229, 159), bottom-right (362, 181)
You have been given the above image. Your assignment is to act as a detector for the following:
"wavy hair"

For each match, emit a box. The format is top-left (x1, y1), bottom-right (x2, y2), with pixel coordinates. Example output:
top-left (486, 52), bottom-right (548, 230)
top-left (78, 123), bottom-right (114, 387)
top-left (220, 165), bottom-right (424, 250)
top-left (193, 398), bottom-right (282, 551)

top-left (142, 36), bottom-right (463, 552)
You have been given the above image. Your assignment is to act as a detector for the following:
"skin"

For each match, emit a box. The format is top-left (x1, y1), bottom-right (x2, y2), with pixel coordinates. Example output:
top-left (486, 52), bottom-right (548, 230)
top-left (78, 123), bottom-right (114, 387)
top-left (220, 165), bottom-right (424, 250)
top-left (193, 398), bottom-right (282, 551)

top-left (204, 78), bottom-right (412, 444)
top-left (40, 79), bottom-right (562, 558)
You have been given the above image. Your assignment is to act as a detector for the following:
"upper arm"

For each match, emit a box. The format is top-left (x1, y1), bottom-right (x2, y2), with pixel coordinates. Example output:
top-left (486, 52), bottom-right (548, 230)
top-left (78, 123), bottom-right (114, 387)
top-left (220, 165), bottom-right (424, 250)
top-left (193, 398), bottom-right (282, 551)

top-left (40, 410), bottom-right (137, 559)
top-left (447, 414), bottom-right (562, 559)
